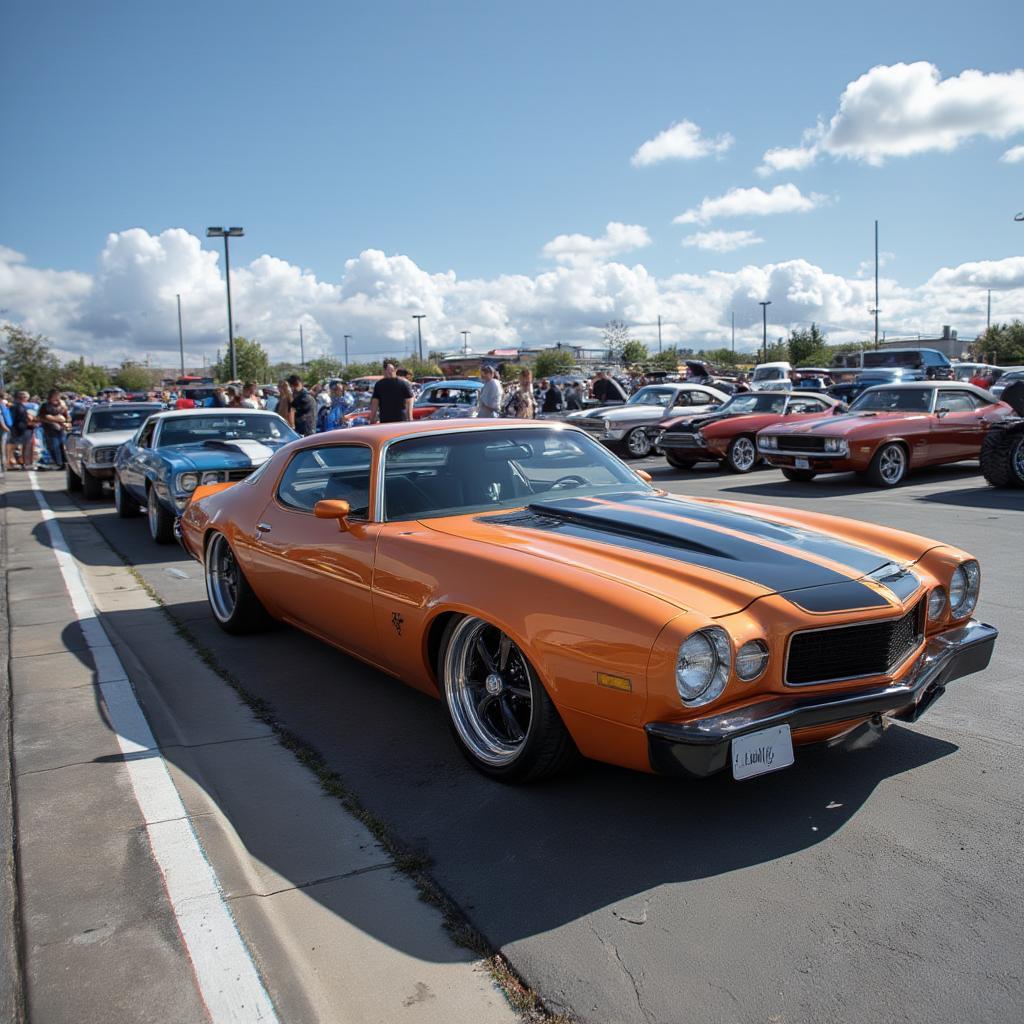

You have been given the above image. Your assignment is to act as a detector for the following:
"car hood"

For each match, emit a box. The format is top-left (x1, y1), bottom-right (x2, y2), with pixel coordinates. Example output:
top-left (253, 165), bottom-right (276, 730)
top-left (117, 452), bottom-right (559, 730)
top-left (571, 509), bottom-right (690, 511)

top-left (82, 429), bottom-right (137, 447)
top-left (764, 410), bottom-right (930, 436)
top-left (424, 491), bottom-right (928, 617)
top-left (574, 404), bottom-right (716, 424)
top-left (661, 409), bottom-right (749, 432)
top-left (158, 439), bottom-right (288, 471)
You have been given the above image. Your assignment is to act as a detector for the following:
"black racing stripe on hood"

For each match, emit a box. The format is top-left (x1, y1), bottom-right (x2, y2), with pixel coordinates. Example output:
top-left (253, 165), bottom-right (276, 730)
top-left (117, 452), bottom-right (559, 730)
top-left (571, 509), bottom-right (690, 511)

top-left (486, 498), bottom-right (890, 612)
top-left (612, 494), bottom-right (889, 575)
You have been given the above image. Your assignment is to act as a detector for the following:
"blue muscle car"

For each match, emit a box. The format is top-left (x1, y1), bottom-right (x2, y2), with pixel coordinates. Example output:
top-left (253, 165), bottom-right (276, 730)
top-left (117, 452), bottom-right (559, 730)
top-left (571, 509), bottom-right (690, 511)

top-left (113, 408), bottom-right (299, 543)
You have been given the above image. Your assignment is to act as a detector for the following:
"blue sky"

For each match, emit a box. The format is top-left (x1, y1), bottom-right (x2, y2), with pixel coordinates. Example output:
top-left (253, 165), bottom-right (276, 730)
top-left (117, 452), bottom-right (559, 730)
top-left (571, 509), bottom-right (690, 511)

top-left (1, 0), bottom-right (1022, 362)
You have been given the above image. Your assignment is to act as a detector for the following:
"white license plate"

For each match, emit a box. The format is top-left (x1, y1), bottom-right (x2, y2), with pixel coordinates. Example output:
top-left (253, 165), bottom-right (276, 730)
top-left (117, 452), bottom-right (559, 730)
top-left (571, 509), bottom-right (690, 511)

top-left (795, 457), bottom-right (810, 469)
top-left (731, 725), bottom-right (795, 780)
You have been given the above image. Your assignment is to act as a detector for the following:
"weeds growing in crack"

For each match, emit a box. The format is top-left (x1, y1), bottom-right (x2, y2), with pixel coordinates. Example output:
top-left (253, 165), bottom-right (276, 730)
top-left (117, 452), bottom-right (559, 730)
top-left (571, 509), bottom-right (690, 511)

top-left (114, 561), bottom-right (569, 1023)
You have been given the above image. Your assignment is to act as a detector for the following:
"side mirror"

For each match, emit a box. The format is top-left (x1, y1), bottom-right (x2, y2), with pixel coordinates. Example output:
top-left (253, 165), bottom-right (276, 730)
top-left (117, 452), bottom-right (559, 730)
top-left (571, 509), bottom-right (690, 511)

top-left (833, 404), bottom-right (848, 415)
top-left (313, 499), bottom-right (352, 531)
top-left (936, 407), bottom-right (949, 418)
top-left (635, 469), bottom-right (653, 482)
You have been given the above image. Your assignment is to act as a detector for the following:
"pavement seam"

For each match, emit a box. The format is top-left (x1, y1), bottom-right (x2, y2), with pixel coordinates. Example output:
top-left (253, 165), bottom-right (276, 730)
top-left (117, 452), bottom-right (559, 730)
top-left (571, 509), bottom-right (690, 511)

top-left (224, 861), bottom-right (396, 901)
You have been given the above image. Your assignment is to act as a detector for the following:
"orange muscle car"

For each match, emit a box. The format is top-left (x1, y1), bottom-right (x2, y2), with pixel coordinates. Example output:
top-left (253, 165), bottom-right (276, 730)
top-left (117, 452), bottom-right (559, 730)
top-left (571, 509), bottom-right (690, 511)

top-left (178, 420), bottom-right (997, 783)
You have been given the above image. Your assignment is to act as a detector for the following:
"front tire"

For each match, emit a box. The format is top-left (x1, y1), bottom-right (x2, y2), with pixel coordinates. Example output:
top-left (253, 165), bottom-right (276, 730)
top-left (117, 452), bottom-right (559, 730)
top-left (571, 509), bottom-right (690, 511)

top-left (147, 486), bottom-right (176, 544)
top-left (781, 468), bottom-right (816, 482)
top-left (65, 464), bottom-right (82, 493)
top-left (665, 452), bottom-right (698, 470)
top-left (81, 467), bottom-right (104, 500)
top-left (621, 428), bottom-right (653, 459)
top-left (725, 436), bottom-right (758, 473)
top-left (866, 442), bottom-right (908, 487)
top-left (980, 423), bottom-right (1024, 488)
top-left (438, 616), bottom-right (576, 783)
top-left (204, 532), bottom-right (272, 634)
top-left (114, 475), bottom-right (140, 518)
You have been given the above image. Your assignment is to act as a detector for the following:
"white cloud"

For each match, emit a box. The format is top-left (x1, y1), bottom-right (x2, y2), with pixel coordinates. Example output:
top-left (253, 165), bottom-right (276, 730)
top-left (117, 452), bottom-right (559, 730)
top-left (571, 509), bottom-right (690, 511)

top-left (631, 120), bottom-right (733, 167)
top-left (682, 230), bottom-right (764, 253)
top-left (758, 62), bottom-right (1024, 173)
top-left (1001, 144), bottom-right (1024, 163)
top-left (857, 251), bottom-right (895, 278)
top-left (674, 184), bottom-right (828, 225)
top-left (541, 222), bottom-right (651, 265)
top-left (1, 229), bottom-right (1020, 366)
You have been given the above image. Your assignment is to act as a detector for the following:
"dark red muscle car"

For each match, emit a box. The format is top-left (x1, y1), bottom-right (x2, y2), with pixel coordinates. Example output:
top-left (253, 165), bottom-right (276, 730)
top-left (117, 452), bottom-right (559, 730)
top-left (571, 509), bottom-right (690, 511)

top-left (757, 382), bottom-right (1011, 486)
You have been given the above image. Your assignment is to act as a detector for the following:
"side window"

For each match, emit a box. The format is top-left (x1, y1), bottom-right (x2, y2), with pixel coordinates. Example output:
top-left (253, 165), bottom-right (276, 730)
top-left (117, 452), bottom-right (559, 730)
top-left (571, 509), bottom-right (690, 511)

top-left (277, 445), bottom-right (372, 516)
top-left (937, 390), bottom-right (975, 413)
top-left (137, 421), bottom-right (156, 448)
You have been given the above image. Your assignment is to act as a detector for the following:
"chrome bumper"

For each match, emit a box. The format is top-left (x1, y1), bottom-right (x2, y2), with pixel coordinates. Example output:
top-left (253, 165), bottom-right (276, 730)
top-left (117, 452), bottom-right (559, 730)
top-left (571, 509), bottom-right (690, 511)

top-left (646, 619), bottom-right (998, 778)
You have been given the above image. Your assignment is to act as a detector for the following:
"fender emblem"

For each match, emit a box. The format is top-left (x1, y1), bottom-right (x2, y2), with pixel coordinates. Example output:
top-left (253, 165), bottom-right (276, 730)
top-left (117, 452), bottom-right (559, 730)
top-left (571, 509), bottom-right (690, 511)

top-left (391, 612), bottom-right (404, 636)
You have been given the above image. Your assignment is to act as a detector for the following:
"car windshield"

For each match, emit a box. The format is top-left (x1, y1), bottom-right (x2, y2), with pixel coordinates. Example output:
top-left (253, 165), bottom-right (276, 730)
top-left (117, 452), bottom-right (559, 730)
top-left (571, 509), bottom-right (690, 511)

top-left (849, 388), bottom-right (932, 413)
top-left (87, 407), bottom-right (160, 433)
top-left (158, 414), bottom-right (299, 446)
top-left (626, 387), bottom-right (678, 407)
top-left (383, 427), bottom-right (648, 520)
top-left (417, 385), bottom-right (480, 406)
top-left (721, 394), bottom-right (787, 414)
top-left (752, 367), bottom-right (785, 381)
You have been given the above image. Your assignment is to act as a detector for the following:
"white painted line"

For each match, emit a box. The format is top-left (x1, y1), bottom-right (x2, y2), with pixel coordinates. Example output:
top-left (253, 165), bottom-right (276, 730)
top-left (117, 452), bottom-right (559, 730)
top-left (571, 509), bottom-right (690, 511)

top-left (28, 473), bottom-right (279, 1024)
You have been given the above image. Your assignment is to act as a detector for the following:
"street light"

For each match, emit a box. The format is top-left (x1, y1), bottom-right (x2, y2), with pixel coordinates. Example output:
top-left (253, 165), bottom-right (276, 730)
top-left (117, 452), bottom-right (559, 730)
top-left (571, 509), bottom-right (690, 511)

top-left (412, 315), bottom-right (426, 362)
top-left (206, 226), bottom-right (244, 380)
top-left (176, 293), bottom-right (185, 376)
top-left (758, 300), bottom-right (771, 363)
top-left (343, 335), bottom-right (352, 368)
top-left (461, 330), bottom-right (471, 355)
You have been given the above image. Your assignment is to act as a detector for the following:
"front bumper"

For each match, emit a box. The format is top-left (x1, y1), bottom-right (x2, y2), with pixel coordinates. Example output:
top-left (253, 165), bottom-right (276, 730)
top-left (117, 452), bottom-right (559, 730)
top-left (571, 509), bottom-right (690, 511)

top-left (84, 463), bottom-right (116, 479)
top-left (646, 619), bottom-right (997, 778)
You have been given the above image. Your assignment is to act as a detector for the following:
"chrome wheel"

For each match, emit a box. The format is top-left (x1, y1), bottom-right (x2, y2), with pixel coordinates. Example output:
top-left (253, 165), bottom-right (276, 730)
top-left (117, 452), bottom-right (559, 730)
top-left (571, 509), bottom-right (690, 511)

top-left (205, 533), bottom-right (239, 623)
top-left (442, 617), bottom-right (533, 767)
top-left (728, 436), bottom-right (757, 472)
top-left (625, 428), bottom-right (652, 458)
top-left (878, 444), bottom-right (906, 485)
top-left (148, 488), bottom-right (161, 535)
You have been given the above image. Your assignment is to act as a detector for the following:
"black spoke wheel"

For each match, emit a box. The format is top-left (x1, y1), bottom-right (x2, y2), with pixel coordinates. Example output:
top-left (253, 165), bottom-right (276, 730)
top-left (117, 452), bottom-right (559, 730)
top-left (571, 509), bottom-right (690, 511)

top-left (439, 616), bottom-right (576, 782)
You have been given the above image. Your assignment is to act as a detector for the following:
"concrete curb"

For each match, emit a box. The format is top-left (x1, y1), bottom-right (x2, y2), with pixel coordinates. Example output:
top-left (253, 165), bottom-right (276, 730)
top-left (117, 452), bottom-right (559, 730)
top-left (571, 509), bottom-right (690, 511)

top-left (0, 483), bottom-right (27, 1024)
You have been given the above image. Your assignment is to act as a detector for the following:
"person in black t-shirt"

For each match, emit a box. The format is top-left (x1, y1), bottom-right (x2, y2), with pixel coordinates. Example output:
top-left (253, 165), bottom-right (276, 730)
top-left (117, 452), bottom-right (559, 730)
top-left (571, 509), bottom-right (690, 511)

top-left (370, 362), bottom-right (414, 423)
top-left (38, 389), bottom-right (68, 469)
top-left (287, 375), bottom-right (318, 435)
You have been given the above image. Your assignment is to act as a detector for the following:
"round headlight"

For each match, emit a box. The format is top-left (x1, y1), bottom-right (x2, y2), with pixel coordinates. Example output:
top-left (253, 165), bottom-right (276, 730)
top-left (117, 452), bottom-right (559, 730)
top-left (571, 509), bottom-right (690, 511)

top-left (736, 639), bottom-right (769, 681)
top-left (927, 587), bottom-right (947, 621)
top-left (676, 627), bottom-right (731, 706)
top-left (949, 561), bottom-right (980, 618)
top-left (200, 471), bottom-right (223, 485)
top-left (178, 472), bottom-right (199, 493)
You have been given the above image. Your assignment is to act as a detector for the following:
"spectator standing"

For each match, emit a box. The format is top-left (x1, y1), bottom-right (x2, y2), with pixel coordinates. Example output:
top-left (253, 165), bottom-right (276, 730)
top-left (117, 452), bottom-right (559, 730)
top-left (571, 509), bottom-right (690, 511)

top-left (370, 361), bottom-right (414, 423)
top-left (476, 365), bottom-right (503, 418)
top-left (541, 380), bottom-right (564, 414)
top-left (289, 375), bottom-right (318, 435)
top-left (240, 382), bottom-right (261, 408)
top-left (323, 382), bottom-right (355, 431)
top-left (10, 391), bottom-right (36, 470)
top-left (226, 386), bottom-right (243, 408)
top-left (507, 368), bottom-right (536, 419)
top-left (276, 380), bottom-right (294, 427)
top-left (38, 389), bottom-right (69, 470)
top-left (0, 392), bottom-right (12, 475)
top-left (591, 371), bottom-right (627, 405)
top-left (564, 382), bottom-right (583, 410)
top-left (206, 386), bottom-right (228, 408)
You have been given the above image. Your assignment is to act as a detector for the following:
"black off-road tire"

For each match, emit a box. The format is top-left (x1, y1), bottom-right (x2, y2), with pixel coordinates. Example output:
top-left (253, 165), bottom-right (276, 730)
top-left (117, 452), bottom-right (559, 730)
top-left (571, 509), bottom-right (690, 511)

top-left (980, 422), bottom-right (1024, 488)
top-left (438, 616), bottom-right (577, 784)
top-left (781, 468), bottom-right (816, 482)
top-left (65, 464), bottom-right (82, 493)
top-left (665, 452), bottom-right (698, 470)
top-left (81, 467), bottom-right (104, 500)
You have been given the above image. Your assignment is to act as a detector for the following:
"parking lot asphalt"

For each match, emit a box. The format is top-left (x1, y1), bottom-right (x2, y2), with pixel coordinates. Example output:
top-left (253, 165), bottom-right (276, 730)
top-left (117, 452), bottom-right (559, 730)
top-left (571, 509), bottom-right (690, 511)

top-left (17, 461), bottom-right (1024, 1024)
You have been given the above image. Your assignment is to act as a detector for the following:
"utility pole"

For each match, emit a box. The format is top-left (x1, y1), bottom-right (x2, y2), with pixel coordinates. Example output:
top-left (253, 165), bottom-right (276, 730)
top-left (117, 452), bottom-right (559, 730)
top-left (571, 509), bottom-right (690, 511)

top-left (206, 227), bottom-right (244, 380)
top-left (299, 324), bottom-right (305, 371)
top-left (176, 293), bottom-right (185, 376)
top-left (657, 314), bottom-right (662, 353)
top-left (758, 301), bottom-right (771, 363)
top-left (731, 311), bottom-right (735, 353)
top-left (461, 330), bottom-right (471, 355)
top-left (873, 219), bottom-right (880, 349)
top-left (987, 289), bottom-right (992, 331)
top-left (343, 335), bottom-right (351, 368)
top-left (412, 314), bottom-right (426, 361)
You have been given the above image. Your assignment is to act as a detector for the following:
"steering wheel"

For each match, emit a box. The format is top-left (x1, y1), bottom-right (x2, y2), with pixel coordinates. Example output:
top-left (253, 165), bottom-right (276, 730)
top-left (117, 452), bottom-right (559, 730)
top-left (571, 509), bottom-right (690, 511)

top-left (548, 474), bottom-right (589, 491)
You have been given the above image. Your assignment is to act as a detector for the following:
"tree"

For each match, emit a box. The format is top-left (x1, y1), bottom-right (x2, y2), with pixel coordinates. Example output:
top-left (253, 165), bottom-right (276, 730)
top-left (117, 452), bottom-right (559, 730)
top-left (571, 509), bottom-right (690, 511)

top-left (59, 358), bottom-right (110, 395)
top-left (788, 323), bottom-right (828, 366)
top-left (650, 347), bottom-right (682, 370)
top-left (620, 340), bottom-right (649, 366)
top-left (602, 319), bottom-right (630, 356)
top-left (303, 356), bottom-right (345, 384)
top-left (113, 363), bottom-right (158, 391)
top-left (1, 324), bottom-right (60, 395)
top-left (971, 321), bottom-right (1024, 365)
top-left (212, 336), bottom-right (271, 383)
top-left (533, 348), bottom-right (576, 378)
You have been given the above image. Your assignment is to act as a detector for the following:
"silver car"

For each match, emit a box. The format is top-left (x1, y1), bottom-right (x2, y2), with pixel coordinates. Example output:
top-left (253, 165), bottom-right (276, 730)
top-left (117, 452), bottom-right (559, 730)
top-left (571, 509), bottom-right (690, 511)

top-left (565, 383), bottom-right (729, 458)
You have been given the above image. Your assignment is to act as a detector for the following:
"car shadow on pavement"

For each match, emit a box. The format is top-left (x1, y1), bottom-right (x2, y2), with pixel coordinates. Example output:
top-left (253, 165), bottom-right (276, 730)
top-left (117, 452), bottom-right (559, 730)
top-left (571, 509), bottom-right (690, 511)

top-left (918, 486), bottom-right (1024, 511)
top-left (60, 605), bottom-right (960, 963)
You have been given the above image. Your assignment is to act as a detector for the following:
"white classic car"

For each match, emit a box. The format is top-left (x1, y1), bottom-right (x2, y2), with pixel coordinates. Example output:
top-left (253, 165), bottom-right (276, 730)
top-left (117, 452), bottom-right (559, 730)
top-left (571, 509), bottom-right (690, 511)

top-left (65, 402), bottom-right (165, 498)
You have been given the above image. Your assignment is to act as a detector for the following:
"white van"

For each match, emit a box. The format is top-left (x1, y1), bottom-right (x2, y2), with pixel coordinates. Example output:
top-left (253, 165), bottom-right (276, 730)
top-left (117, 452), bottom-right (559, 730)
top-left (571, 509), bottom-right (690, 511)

top-left (749, 361), bottom-right (792, 391)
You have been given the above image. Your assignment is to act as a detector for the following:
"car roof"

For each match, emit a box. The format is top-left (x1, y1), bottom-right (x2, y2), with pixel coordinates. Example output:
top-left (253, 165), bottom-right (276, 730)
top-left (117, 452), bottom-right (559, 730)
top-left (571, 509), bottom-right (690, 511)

top-left (149, 408), bottom-right (283, 420)
top-left (89, 402), bottom-right (164, 410)
top-left (858, 381), bottom-right (996, 399)
top-left (425, 379), bottom-right (481, 387)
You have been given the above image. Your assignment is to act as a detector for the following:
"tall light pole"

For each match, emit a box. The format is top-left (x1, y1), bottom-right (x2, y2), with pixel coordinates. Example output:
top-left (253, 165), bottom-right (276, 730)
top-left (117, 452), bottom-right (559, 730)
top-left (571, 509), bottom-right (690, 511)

top-left (731, 311), bottom-right (735, 353)
top-left (987, 289), bottom-right (992, 331)
top-left (758, 301), bottom-right (771, 362)
top-left (873, 219), bottom-right (880, 349)
top-left (343, 334), bottom-right (351, 368)
top-left (412, 314), bottom-right (426, 361)
top-left (299, 324), bottom-right (305, 371)
top-left (461, 330), bottom-right (471, 355)
top-left (657, 314), bottom-right (662, 353)
top-left (206, 226), bottom-right (244, 380)
top-left (176, 293), bottom-right (185, 376)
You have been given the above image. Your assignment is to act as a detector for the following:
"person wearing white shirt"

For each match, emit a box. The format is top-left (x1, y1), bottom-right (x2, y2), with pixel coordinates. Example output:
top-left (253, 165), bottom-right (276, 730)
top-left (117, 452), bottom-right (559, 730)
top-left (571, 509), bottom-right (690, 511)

top-left (477, 365), bottom-right (503, 418)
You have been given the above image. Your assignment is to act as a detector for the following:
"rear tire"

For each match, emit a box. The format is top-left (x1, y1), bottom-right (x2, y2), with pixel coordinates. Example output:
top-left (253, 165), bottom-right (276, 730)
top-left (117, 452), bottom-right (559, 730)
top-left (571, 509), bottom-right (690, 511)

top-left (204, 532), bottom-right (272, 634)
top-left (866, 442), bottom-right (908, 487)
top-left (725, 436), bottom-right (758, 473)
top-left (81, 467), bottom-right (104, 500)
top-left (147, 486), bottom-right (176, 544)
top-left (665, 452), bottom-right (698, 470)
top-left (438, 615), bottom-right (576, 783)
top-left (781, 468), bottom-right (816, 482)
top-left (114, 475), bottom-right (140, 518)
top-left (65, 464), bottom-right (82, 493)
top-left (980, 422), bottom-right (1024, 488)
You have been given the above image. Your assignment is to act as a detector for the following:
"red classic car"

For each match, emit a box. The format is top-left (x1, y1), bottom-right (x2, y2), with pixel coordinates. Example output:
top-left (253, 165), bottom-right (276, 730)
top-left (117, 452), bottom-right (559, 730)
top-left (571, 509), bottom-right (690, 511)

top-left (757, 382), bottom-right (1011, 486)
top-left (652, 391), bottom-right (840, 472)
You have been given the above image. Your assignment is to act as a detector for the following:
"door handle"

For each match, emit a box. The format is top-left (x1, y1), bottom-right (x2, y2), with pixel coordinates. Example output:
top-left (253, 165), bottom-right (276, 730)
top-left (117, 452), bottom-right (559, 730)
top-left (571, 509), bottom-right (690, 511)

top-left (256, 522), bottom-right (272, 535)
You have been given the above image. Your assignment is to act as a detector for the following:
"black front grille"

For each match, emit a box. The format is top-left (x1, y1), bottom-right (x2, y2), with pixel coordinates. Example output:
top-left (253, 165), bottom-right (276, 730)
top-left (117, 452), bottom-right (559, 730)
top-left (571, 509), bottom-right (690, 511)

top-left (662, 433), bottom-right (701, 448)
top-left (775, 435), bottom-right (828, 453)
top-left (786, 601), bottom-right (923, 685)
